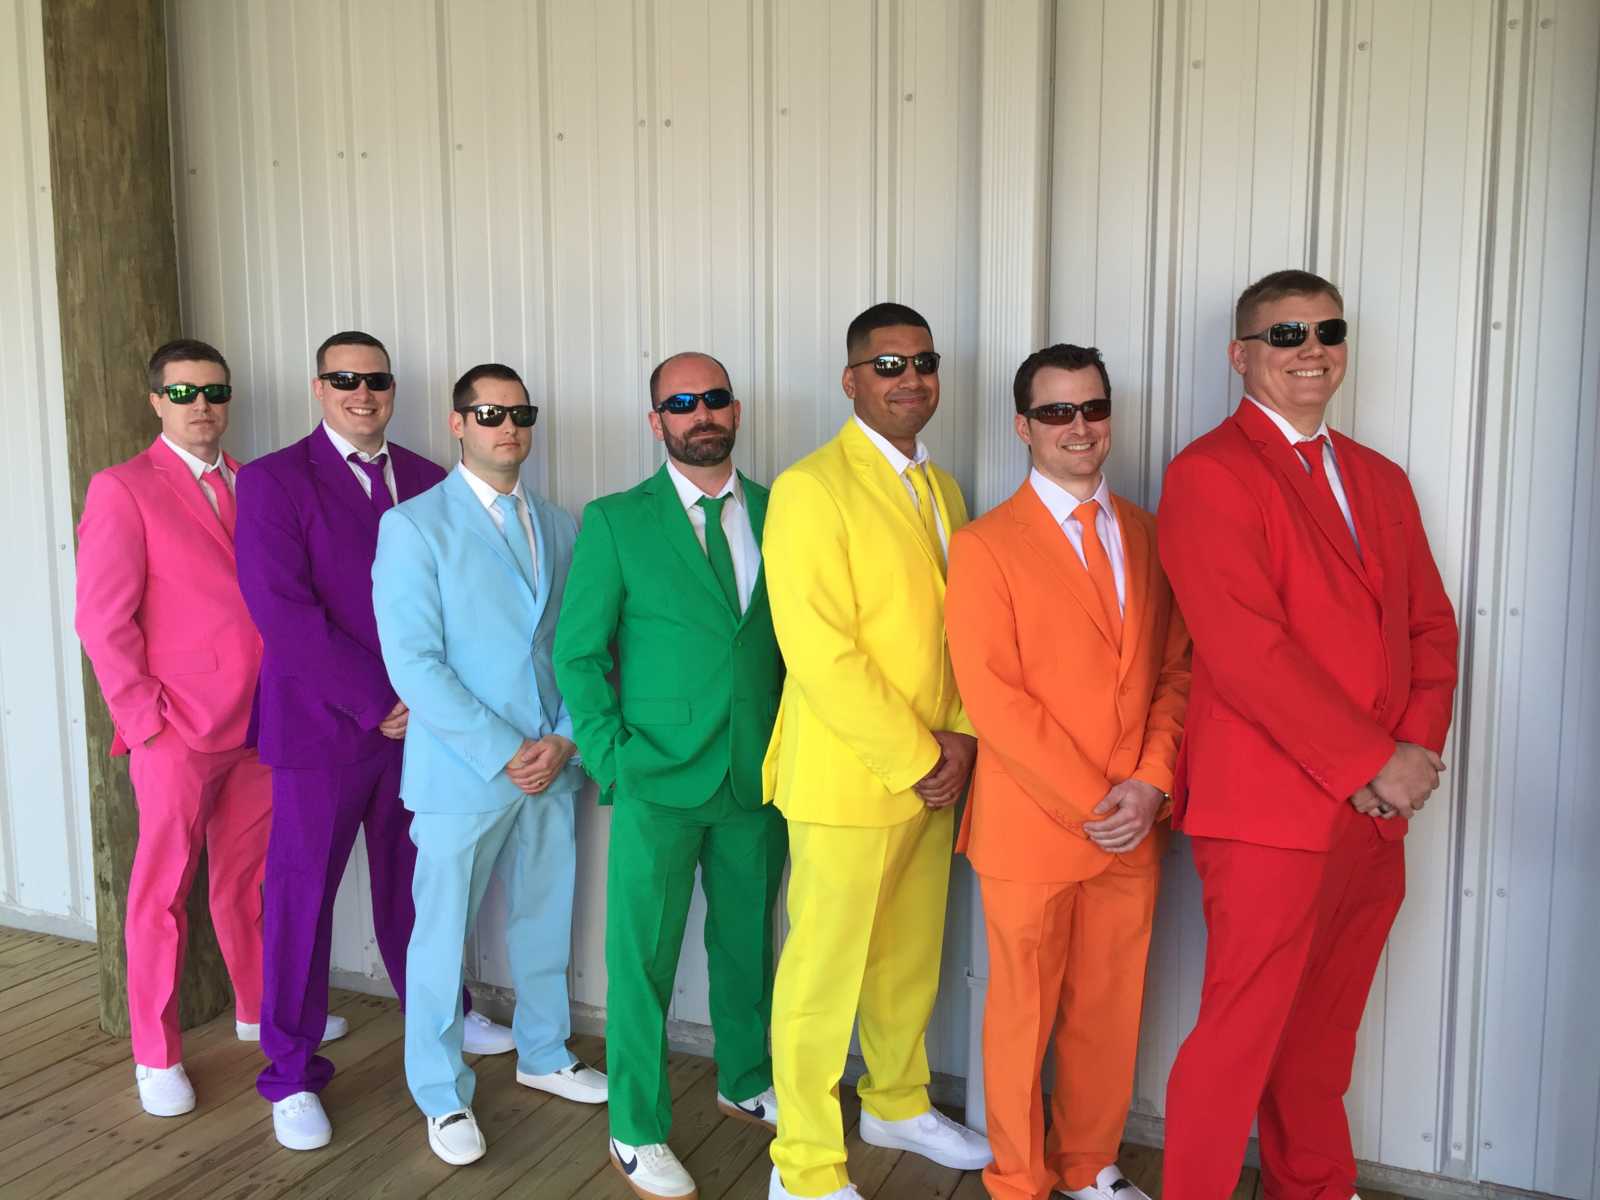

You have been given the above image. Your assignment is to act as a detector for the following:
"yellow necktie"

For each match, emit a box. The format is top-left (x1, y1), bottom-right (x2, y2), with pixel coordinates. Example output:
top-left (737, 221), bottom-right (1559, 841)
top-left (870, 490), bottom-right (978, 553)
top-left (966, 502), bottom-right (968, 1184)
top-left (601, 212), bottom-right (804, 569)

top-left (907, 463), bottom-right (946, 573)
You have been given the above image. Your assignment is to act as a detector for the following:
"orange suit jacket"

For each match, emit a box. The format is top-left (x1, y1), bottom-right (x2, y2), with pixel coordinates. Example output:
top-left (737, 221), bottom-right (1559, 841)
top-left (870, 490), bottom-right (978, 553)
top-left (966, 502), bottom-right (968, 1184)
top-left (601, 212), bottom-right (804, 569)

top-left (946, 479), bottom-right (1191, 883)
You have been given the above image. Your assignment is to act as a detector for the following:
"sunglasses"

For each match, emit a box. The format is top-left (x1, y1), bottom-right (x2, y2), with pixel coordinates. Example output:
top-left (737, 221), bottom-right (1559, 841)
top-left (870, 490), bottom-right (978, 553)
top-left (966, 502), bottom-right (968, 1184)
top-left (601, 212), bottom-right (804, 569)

top-left (1238, 318), bottom-right (1348, 349)
top-left (318, 370), bottom-right (396, 391)
top-left (457, 403), bottom-right (539, 428)
top-left (848, 351), bottom-right (942, 378)
top-left (159, 382), bottom-right (233, 404)
top-left (1024, 398), bottom-right (1111, 425)
top-left (655, 388), bottom-right (735, 415)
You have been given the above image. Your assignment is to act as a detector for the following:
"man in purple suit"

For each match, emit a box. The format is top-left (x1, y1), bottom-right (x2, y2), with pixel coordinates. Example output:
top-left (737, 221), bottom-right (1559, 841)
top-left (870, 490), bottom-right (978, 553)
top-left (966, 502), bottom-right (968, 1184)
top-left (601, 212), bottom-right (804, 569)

top-left (236, 331), bottom-right (514, 1151)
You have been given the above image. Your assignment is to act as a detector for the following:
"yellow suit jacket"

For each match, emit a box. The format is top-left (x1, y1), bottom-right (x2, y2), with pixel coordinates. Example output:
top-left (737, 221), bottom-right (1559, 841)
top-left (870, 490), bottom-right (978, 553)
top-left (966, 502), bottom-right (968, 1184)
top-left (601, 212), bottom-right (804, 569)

top-left (761, 419), bottom-right (974, 827)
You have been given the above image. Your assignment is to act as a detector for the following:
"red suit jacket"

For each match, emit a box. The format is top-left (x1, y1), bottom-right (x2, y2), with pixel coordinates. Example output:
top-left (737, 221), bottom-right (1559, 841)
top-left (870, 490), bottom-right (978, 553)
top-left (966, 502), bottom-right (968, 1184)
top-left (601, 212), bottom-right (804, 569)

top-left (1156, 400), bottom-right (1458, 851)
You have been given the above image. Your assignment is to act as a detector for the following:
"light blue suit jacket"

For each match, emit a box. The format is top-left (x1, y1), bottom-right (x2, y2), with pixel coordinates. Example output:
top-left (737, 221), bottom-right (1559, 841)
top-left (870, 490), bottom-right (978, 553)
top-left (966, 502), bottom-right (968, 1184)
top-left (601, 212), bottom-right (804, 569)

top-left (373, 467), bottom-right (582, 813)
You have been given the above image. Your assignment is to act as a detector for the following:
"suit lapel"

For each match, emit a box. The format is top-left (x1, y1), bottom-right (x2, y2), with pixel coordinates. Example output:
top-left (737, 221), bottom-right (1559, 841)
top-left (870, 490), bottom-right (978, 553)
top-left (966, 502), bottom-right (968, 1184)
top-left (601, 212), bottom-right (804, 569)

top-left (147, 438), bottom-right (234, 557)
top-left (309, 424), bottom-right (381, 536)
top-left (841, 422), bottom-right (945, 578)
top-left (1329, 432), bottom-right (1386, 595)
top-left (1009, 483), bottom-right (1116, 649)
top-left (739, 473), bottom-right (769, 630)
top-left (1111, 494), bottom-right (1148, 679)
top-left (524, 490), bottom-right (554, 627)
top-left (648, 466), bottom-right (736, 619)
top-left (445, 471), bottom-right (532, 604)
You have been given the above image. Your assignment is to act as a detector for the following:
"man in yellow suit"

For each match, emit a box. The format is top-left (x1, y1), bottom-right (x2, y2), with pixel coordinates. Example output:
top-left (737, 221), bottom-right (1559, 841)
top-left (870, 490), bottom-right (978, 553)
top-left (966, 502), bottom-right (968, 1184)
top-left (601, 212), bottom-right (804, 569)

top-left (764, 303), bottom-right (993, 1199)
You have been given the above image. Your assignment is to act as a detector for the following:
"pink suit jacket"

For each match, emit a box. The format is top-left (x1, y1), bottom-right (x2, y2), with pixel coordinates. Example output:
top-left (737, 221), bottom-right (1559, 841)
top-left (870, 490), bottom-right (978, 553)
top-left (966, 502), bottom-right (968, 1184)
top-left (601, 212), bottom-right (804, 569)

top-left (75, 437), bottom-right (263, 755)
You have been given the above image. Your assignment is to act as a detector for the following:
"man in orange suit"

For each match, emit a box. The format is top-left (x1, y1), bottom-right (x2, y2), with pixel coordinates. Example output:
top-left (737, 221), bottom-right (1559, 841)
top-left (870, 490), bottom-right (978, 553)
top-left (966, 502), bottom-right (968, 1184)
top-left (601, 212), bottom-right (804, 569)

top-left (1157, 271), bottom-right (1459, 1200)
top-left (947, 344), bottom-right (1190, 1200)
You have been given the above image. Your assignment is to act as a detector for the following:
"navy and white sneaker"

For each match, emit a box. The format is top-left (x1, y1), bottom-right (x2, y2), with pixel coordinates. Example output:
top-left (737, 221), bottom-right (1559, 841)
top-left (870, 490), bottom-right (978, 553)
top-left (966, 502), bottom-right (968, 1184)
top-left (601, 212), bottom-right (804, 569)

top-left (609, 1137), bottom-right (697, 1199)
top-left (716, 1085), bottom-right (778, 1131)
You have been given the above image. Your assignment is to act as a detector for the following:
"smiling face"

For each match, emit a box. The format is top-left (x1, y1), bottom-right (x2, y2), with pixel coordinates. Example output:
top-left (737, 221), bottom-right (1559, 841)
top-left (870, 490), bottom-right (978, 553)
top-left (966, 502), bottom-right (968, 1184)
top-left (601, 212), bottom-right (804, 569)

top-left (449, 375), bottom-right (534, 484)
top-left (149, 359), bottom-right (229, 461)
top-left (842, 324), bottom-right (940, 454)
top-left (1230, 290), bottom-right (1348, 435)
top-left (315, 343), bottom-right (395, 453)
top-left (1015, 365), bottom-right (1112, 497)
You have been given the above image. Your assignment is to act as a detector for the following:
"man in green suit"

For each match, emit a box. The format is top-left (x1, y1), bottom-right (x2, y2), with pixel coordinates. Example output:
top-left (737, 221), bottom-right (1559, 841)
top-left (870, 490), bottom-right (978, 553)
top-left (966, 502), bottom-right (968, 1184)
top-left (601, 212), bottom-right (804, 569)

top-left (555, 351), bottom-right (787, 1200)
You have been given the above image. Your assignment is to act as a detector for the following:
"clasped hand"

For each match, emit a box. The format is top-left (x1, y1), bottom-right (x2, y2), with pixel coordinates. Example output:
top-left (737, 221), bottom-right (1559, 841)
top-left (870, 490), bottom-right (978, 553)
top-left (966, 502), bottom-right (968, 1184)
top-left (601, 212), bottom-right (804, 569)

top-left (505, 735), bottom-right (577, 795)
top-left (1349, 741), bottom-right (1445, 819)
top-left (1084, 779), bottom-right (1164, 853)
top-left (913, 731), bottom-right (977, 809)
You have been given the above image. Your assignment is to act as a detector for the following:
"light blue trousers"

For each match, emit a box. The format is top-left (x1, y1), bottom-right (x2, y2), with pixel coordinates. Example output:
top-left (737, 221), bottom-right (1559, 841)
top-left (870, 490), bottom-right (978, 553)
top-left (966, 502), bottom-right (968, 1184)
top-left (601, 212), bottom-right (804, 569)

top-left (404, 790), bottom-right (577, 1117)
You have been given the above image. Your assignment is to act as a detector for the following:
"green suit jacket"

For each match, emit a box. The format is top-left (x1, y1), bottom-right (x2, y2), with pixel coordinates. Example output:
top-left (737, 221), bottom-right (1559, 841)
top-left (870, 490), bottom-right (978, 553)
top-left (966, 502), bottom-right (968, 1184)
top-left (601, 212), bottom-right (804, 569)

top-left (553, 464), bottom-right (784, 811)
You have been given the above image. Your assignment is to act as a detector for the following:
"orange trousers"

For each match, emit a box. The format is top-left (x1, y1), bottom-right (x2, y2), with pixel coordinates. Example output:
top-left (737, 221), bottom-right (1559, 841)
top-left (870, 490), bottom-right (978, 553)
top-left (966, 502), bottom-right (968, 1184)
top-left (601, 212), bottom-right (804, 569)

top-left (978, 860), bottom-right (1159, 1200)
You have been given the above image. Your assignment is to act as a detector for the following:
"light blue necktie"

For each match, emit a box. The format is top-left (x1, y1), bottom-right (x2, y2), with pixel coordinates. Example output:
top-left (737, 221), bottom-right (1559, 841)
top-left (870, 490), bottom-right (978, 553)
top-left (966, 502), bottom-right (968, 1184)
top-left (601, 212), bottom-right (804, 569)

top-left (493, 492), bottom-right (536, 590)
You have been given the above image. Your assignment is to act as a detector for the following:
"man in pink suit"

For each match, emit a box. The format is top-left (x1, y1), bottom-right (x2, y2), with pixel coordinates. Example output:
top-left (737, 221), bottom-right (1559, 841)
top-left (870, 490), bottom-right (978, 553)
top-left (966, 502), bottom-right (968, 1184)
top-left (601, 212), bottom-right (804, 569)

top-left (75, 338), bottom-right (322, 1117)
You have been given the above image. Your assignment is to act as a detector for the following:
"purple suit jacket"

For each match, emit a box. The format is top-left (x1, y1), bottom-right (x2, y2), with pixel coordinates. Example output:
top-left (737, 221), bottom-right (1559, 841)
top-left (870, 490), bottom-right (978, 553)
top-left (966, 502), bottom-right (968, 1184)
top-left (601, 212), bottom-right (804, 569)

top-left (235, 424), bottom-right (446, 768)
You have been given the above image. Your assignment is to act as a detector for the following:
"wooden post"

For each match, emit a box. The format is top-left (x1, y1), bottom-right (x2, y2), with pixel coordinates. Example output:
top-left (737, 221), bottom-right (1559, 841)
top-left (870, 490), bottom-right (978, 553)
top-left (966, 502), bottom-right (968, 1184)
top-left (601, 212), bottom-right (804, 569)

top-left (42, 0), bottom-right (233, 1038)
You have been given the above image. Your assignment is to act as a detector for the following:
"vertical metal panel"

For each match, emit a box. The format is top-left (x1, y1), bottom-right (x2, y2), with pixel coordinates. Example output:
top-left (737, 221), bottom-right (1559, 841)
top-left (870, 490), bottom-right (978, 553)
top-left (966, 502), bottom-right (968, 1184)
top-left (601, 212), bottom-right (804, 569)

top-left (1475, 1), bottom-right (1600, 1195)
top-left (0, 0), bottom-right (94, 933)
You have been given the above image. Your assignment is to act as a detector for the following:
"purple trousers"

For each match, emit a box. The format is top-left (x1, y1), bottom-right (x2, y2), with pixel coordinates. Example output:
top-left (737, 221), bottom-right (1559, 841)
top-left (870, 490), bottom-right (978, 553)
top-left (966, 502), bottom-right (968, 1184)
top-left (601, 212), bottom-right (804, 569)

top-left (256, 743), bottom-right (449, 1100)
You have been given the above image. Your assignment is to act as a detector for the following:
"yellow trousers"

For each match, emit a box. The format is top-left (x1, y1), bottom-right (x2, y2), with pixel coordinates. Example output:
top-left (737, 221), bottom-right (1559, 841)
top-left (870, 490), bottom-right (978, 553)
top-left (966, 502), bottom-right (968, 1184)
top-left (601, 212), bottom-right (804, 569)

top-left (769, 806), bottom-right (955, 1196)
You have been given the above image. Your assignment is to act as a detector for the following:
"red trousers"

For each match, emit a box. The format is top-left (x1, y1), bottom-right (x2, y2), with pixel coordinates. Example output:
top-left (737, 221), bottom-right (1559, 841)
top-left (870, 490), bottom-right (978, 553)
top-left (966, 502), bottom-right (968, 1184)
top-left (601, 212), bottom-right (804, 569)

top-left (1162, 818), bottom-right (1404, 1200)
top-left (126, 729), bottom-right (271, 1067)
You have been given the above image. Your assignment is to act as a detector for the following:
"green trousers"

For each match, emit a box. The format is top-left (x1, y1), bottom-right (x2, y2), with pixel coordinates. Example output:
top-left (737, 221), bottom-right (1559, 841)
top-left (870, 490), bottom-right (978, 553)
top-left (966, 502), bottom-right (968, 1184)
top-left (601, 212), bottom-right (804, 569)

top-left (604, 778), bottom-right (787, 1143)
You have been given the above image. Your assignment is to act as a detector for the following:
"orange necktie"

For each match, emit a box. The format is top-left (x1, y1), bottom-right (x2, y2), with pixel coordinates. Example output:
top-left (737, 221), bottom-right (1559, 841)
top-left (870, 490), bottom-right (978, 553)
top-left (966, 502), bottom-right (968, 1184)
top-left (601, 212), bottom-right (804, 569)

top-left (1073, 499), bottom-right (1121, 643)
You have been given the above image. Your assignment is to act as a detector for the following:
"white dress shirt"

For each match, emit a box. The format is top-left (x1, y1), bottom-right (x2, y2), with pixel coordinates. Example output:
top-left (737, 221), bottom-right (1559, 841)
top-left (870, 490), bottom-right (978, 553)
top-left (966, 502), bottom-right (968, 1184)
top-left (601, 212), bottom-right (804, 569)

top-left (852, 415), bottom-right (949, 551)
top-left (1244, 395), bottom-right (1359, 547)
top-left (666, 460), bottom-right (761, 613)
top-left (1029, 468), bottom-right (1126, 612)
top-left (161, 434), bottom-right (232, 517)
top-left (322, 420), bottom-right (397, 505)
top-left (456, 463), bottom-right (539, 585)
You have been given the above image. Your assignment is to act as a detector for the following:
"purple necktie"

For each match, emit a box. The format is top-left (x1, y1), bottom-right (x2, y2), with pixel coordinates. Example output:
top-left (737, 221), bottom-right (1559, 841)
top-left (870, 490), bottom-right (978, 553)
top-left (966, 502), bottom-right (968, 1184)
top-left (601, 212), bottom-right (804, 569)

top-left (348, 451), bottom-right (392, 514)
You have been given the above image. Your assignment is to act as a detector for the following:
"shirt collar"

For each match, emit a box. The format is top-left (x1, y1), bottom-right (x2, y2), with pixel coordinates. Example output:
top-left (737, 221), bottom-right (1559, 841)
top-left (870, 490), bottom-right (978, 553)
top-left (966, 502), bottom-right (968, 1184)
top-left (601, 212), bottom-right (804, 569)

top-left (322, 419), bottom-right (390, 464)
top-left (853, 414), bottom-right (930, 475)
top-left (1029, 467), bottom-right (1115, 527)
top-left (455, 461), bottom-right (525, 512)
top-left (665, 459), bottom-right (741, 510)
top-left (160, 434), bottom-right (224, 479)
top-left (1244, 395), bottom-right (1330, 446)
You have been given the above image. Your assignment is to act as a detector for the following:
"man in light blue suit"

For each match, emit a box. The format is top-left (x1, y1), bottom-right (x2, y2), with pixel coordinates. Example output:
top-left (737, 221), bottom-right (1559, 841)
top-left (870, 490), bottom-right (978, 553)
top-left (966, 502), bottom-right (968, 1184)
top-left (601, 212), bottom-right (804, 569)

top-left (372, 362), bottom-right (608, 1167)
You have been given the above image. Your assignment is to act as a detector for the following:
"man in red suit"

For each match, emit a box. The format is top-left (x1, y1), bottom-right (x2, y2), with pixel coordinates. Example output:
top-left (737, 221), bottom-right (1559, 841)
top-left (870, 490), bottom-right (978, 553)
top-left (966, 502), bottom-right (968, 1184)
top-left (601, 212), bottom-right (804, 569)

top-left (1157, 270), bottom-right (1459, 1200)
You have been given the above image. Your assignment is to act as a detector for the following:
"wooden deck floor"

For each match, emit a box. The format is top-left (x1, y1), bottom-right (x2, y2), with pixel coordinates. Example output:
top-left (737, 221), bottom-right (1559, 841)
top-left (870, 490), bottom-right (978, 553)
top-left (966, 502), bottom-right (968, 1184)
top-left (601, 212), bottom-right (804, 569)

top-left (0, 928), bottom-right (1401, 1199)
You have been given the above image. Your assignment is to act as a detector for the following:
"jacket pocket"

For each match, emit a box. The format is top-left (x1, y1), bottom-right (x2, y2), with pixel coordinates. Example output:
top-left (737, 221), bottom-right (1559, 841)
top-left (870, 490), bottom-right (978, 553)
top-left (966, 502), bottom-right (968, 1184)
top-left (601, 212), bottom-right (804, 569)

top-left (148, 649), bottom-right (219, 676)
top-left (622, 697), bottom-right (690, 726)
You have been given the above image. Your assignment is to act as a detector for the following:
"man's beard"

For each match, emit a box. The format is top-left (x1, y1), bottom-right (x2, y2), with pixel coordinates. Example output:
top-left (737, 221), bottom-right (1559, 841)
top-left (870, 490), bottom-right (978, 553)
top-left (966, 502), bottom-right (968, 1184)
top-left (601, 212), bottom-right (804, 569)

top-left (664, 423), bottom-right (735, 466)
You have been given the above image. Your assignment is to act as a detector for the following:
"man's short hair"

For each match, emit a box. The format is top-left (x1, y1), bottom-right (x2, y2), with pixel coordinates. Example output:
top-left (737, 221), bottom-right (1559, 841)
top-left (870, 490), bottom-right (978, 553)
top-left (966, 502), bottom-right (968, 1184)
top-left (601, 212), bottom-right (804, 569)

top-left (846, 302), bottom-right (931, 358)
top-left (1012, 344), bottom-right (1111, 415)
top-left (1234, 270), bottom-right (1344, 338)
top-left (647, 351), bottom-right (732, 406)
top-left (147, 338), bottom-right (229, 392)
top-left (452, 363), bottom-right (529, 410)
top-left (315, 330), bottom-right (390, 373)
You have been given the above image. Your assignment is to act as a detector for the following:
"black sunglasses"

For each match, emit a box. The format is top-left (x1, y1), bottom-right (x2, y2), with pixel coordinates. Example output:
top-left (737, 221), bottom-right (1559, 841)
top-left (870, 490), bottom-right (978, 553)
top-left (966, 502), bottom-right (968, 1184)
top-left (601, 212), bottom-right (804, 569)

top-left (655, 388), bottom-right (735, 415)
top-left (318, 370), bottom-right (396, 391)
top-left (160, 382), bottom-right (233, 404)
top-left (457, 403), bottom-right (538, 428)
top-left (1238, 318), bottom-right (1348, 349)
top-left (848, 351), bottom-right (942, 378)
top-left (1024, 398), bottom-right (1111, 425)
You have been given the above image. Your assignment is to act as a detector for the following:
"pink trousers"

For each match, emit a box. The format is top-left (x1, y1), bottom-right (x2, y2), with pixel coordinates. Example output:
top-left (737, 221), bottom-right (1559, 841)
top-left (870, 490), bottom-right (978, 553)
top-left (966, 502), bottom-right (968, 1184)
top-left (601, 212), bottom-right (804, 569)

top-left (125, 728), bottom-right (271, 1067)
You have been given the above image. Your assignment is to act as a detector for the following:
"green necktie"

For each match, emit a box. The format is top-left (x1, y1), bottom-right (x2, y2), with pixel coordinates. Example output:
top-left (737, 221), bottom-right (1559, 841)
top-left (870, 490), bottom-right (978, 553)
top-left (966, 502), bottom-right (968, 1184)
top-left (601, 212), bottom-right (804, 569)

top-left (696, 495), bottom-right (740, 613)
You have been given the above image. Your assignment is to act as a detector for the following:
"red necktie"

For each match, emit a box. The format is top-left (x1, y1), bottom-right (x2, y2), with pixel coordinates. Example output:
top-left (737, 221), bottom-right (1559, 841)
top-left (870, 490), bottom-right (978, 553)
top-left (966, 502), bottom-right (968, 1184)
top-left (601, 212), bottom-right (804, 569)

top-left (1294, 436), bottom-right (1356, 549)
top-left (199, 467), bottom-right (236, 538)
top-left (349, 452), bottom-right (393, 514)
top-left (1072, 499), bottom-right (1121, 643)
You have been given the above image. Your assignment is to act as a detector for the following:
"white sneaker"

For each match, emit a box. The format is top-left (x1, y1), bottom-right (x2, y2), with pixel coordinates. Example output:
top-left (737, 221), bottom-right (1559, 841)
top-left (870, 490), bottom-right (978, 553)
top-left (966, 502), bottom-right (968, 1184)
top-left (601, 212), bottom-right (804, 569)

top-left (768, 1165), bottom-right (862, 1199)
top-left (272, 1090), bottom-right (332, 1150)
top-left (717, 1086), bottom-right (778, 1131)
top-left (609, 1137), bottom-right (697, 1199)
top-left (858, 1106), bottom-right (993, 1170)
top-left (134, 1063), bottom-right (195, 1117)
top-left (235, 1014), bottom-right (349, 1045)
top-left (461, 1010), bottom-right (516, 1056)
top-left (427, 1108), bottom-right (486, 1165)
top-left (516, 1059), bottom-right (608, 1103)
top-left (1060, 1163), bottom-right (1153, 1200)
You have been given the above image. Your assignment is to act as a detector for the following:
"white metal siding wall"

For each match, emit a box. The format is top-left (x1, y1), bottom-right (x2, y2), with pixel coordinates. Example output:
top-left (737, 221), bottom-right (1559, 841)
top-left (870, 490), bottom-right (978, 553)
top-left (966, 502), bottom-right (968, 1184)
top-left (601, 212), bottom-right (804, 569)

top-left (0, 0), bottom-right (94, 938)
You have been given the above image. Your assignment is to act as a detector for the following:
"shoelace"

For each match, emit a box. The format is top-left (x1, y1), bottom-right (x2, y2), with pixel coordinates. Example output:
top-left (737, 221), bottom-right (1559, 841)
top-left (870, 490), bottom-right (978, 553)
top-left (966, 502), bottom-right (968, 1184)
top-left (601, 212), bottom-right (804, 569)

top-left (636, 1144), bottom-right (681, 1171)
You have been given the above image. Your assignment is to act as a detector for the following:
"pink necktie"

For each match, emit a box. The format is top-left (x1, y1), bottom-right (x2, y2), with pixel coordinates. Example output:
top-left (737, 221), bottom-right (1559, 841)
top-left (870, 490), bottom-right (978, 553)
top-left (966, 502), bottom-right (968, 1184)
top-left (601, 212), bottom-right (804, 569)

top-left (200, 467), bottom-right (236, 538)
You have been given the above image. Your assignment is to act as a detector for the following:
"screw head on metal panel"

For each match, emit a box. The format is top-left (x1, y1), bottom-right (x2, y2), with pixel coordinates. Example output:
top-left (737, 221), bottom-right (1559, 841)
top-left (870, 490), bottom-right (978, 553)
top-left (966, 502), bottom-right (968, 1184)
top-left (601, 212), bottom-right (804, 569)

top-left (1540, 17), bottom-right (1553, 28)
top-left (189, 168), bottom-right (197, 175)
top-left (337, 151), bottom-right (345, 158)
top-left (1357, 41), bottom-right (1369, 51)
top-left (555, 132), bottom-right (564, 141)
top-left (360, 151), bottom-right (368, 159)
top-left (904, 92), bottom-right (914, 101)
top-left (1508, 18), bottom-right (1519, 28)
top-left (1496, 888), bottom-right (1507, 897)
top-left (1191, 58), bottom-right (1203, 68)
top-left (1422, 1132), bottom-right (1433, 1142)
top-left (780, 106), bottom-right (788, 115)
top-left (1509, 607), bottom-right (1520, 616)
top-left (1492, 320), bottom-right (1503, 329)
top-left (455, 143), bottom-right (463, 150)
top-left (1453, 1142), bottom-right (1463, 1151)
top-left (638, 118), bottom-right (646, 127)
top-left (1463, 888), bottom-right (1474, 897)
top-left (1484, 1140), bottom-right (1494, 1149)
top-left (1477, 607), bottom-right (1487, 615)
top-left (664, 118), bottom-right (672, 127)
